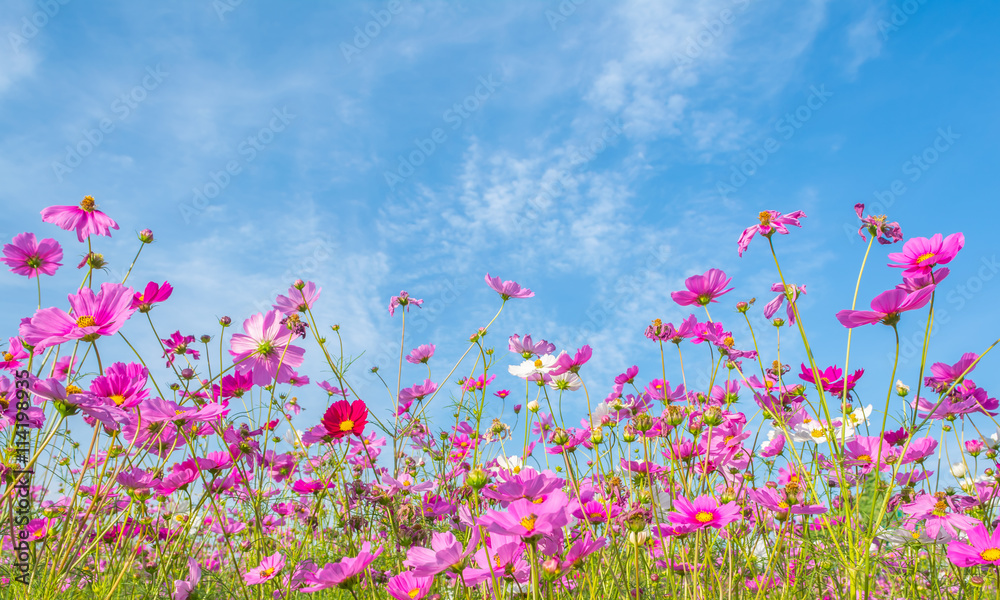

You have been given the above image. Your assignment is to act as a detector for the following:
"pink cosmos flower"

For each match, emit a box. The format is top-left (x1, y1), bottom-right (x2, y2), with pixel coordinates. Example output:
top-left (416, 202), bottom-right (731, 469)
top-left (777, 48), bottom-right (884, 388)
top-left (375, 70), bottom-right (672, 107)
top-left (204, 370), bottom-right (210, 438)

top-left (747, 488), bottom-right (827, 516)
top-left (667, 494), bottom-right (741, 530)
top-left (737, 210), bottom-right (806, 257)
top-left (229, 310), bottom-right (306, 386)
top-left (406, 344), bottom-right (435, 364)
top-left (132, 281), bottom-right (173, 312)
top-left (550, 345), bottom-right (592, 376)
top-left (172, 558), bottom-right (201, 600)
top-left (386, 571), bottom-right (433, 600)
top-left (300, 544), bottom-right (383, 592)
top-left (404, 530), bottom-right (480, 577)
top-left (888, 232), bottom-right (964, 277)
top-left (40, 196), bottom-right (120, 242)
top-left (925, 352), bottom-right (978, 392)
top-left (947, 522), bottom-right (1000, 567)
top-left (671, 269), bottom-right (734, 307)
top-left (1, 337), bottom-right (30, 371)
top-left (897, 267), bottom-right (948, 293)
top-left (901, 494), bottom-right (979, 539)
top-left (478, 490), bottom-right (571, 541)
top-left (218, 370), bottom-right (254, 398)
top-left (485, 273), bottom-right (534, 300)
top-left (244, 552), bottom-right (284, 585)
top-left (274, 280), bottom-right (321, 315)
top-left (835, 286), bottom-right (935, 328)
top-left (20, 282), bottom-right (135, 348)
top-left (89, 362), bottom-right (150, 408)
top-left (388, 291), bottom-right (423, 316)
top-left (1, 232), bottom-right (63, 278)
top-left (509, 334), bottom-right (555, 358)
top-left (854, 203), bottom-right (903, 245)
top-left (763, 283), bottom-right (806, 325)
top-left (317, 380), bottom-right (348, 398)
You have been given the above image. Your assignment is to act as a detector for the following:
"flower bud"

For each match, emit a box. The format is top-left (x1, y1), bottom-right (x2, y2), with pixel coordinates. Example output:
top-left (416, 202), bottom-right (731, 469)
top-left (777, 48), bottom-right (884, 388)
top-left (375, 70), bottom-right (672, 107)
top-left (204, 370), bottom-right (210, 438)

top-left (138, 229), bottom-right (154, 243)
top-left (622, 426), bottom-right (637, 443)
top-left (736, 301), bottom-right (749, 313)
top-left (527, 400), bottom-right (540, 413)
top-left (513, 404), bottom-right (522, 414)
top-left (632, 413), bottom-right (653, 432)
top-left (551, 428), bottom-right (570, 446)
top-left (466, 468), bottom-right (488, 490)
top-left (702, 406), bottom-right (724, 427)
top-left (772, 318), bottom-right (785, 327)
top-left (541, 558), bottom-right (561, 576)
top-left (219, 316), bottom-right (232, 327)
top-left (199, 335), bottom-right (211, 343)
top-left (665, 405), bottom-right (685, 426)
top-left (895, 380), bottom-right (910, 397)
top-left (293, 279), bottom-right (305, 290)
top-left (590, 427), bottom-right (604, 445)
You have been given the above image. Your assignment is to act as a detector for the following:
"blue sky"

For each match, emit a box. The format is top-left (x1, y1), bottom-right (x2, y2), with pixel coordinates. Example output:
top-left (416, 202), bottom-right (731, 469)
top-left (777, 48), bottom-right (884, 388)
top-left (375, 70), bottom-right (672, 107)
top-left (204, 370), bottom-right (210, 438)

top-left (2, 0), bottom-right (999, 464)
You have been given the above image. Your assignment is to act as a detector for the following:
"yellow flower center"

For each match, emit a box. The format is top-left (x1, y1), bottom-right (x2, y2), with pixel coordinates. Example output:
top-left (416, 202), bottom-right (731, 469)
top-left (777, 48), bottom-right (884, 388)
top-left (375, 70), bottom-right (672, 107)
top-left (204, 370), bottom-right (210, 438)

top-left (758, 211), bottom-right (772, 226)
top-left (3, 352), bottom-right (13, 361)
top-left (777, 502), bottom-right (789, 510)
top-left (109, 394), bottom-right (126, 406)
top-left (916, 252), bottom-right (936, 264)
top-left (856, 454), bottom-right (872, 463)
top-left (534, 359), bottom-right (543, 368)
top-left (76, 315), bottom-right (97, 328)
top-left (260, 567), bottom-right (275, 578)
top-left (980, 548), bottom-right (1000, 562)
top-left (66, 384), bottom-right (83, 395)
top-left (339, 419), bottom-right (354, 432)
top-left (811, 428), bottom-right (826, 438)
top-left (408, 589), bottom-right (422, 599)
top-left (723, 336), bottom-right (734, 347)
top-left (80, 196), bottom-right (96, 211)
top-left (694, 511), bottom-right (714, 523)
top-left (932, 500), bottom-right (948, 517)
top-left (520, 515), bottom-right (537, 531)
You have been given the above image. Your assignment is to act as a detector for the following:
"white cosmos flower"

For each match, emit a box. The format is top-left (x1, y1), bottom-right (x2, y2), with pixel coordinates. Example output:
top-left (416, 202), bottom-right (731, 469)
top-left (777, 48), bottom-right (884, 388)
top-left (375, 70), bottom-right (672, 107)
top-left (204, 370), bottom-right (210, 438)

top-left (846, 404), bottom-right (873, 427)
top-left (283, 426), bottom-right (304, 448)
top-left (496, 455), bottom-right (523, 475)
top-left (508, 353), bottom-right (562, 379)
top-left (950, 462), bottom-right (967, 478)
top-left (790, 417), bottom-right (855, 444)
top-left (547, 372), bottom-right (582, 391)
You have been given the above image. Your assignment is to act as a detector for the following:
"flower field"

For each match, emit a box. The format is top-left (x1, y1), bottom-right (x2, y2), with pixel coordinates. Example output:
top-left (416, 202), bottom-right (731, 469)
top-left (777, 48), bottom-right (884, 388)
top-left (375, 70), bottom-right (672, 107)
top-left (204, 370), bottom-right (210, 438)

top-left (2, 197), bottom-right (1000, 600)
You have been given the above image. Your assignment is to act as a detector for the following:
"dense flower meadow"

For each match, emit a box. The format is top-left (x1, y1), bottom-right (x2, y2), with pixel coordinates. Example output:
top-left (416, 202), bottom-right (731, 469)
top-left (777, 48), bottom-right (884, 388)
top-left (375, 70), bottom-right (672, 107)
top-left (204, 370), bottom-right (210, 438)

top-left (1, 198), bottom-right (999, 599)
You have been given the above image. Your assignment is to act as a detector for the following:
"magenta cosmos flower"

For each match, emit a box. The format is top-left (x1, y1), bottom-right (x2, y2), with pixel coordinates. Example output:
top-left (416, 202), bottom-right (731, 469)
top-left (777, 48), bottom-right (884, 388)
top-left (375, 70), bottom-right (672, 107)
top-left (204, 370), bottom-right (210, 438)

top-left (671, 268), bottom-right (734, 307)
top-left (40, 196), bottom-right (120, 242)
top-left (229, 310), bottom-right (306, 386)
top-left (131, 281), bottom-right (173, 313)
top-left (2, 232), bottom-right (63, 278)
top-left (887, 232), bottom-right (964, 277)
top-left (763, 283), bottom-right (806, 325)
top-left (667, 494), bottom-right (741, 530)
top-left (20, 282), bottom-right (135, 348)
top-left (737, 210), bottom-right (806, 257)
top-left (244, 552), bottom-right (284, 585)
top-left (388, 290), bottom-right (423, 316)
top-left (835, 286), bottom-right (934, 328)
top-left (485, 273), bottom-right (534, 300)
top-left (387, 571), bottom-right (433, 600)
top-left (948, 522), bottom-right (1000, 567)
top-left (478, 490), bottom-right (571, 541)
top-left (274, 280), bottom-right (321, 315)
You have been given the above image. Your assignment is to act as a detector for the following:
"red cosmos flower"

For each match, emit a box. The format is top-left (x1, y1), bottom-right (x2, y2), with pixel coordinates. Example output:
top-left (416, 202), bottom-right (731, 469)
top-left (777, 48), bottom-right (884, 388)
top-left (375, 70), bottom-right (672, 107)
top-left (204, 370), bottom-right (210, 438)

top-left (322, 399), bottom-right (368, 439)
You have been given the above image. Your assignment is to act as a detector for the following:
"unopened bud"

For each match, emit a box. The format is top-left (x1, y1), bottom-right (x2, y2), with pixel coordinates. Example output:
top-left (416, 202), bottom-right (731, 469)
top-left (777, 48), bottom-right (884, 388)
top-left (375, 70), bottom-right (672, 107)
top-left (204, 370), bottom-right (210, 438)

top-left (895, 380), bottom-right (910, 397)
top-left (551, 428), bottom-right (570, 446)
top-left (590, 427), bottom-right (604, 445)
top-left (702, 406), bottom-right (724, 427)
top-left (736, 301), bottom-right (749, 313)
top-left (632, 413), bottom-right (653, 432)
top-left (527, 400), bottom-right (540, 413)
top-left (138, 229), bottom-right (154, 243)
top-left (293, 279), bottom-right (305, 290)
top-left (466, 468), bottom-right (488, 490)
top-left (219, 316), bottom-right (231, 327)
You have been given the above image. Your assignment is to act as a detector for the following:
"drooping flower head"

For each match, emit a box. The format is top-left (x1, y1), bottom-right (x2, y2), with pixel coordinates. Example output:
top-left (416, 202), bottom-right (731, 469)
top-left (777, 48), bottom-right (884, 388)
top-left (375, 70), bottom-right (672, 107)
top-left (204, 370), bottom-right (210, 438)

top-left (485, 273), bottom-right (534, 300)
top-left (671, 269), bottom-right (734, 307)
top-left (887, 233), bottom-right (964, 277)
top-left (40, 196), bottom-right (120, 242)
top-left (854, 203), bottom-right (903, 245)
top-left (1, 232), bottom-right (63, 278)
top-left (737, 210), bottom-right (806, 257)
top-left (322, 399), bottom-right (369, 439)
top-left (388, 291), bottom-right (423, 316)
top-left (20, 282), bottom-right (135, 348)
top-left (835, 287), bottom-right (934, 328)
top-left (763, 282), bottom-right (806, 325)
